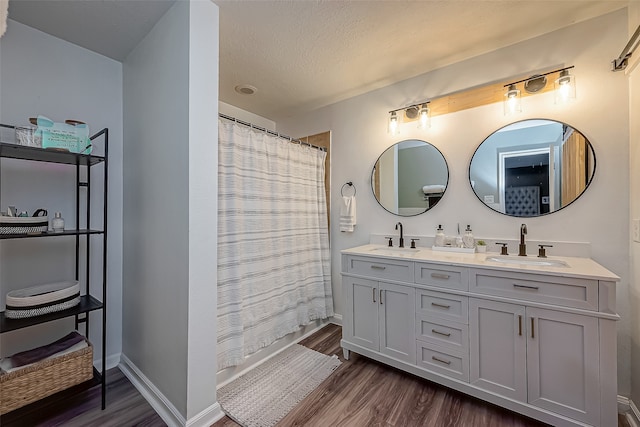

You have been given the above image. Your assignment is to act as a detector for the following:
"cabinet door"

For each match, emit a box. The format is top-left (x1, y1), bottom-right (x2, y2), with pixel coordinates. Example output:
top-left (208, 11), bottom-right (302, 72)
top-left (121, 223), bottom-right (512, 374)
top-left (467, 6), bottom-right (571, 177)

top-left (526, 307), bottom-right (600, 425)
top-left (469, 299), bottom-right (527, 402)
top-left (343, 276), bottom-right (379, 351)
top-left (379, 282), bottom-right (416, 363)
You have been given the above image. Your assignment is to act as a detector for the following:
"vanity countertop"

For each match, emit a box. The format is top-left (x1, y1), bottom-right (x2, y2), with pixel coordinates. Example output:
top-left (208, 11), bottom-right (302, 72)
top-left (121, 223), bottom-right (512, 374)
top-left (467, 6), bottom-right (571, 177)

top-left (342, 244), bottom-right (620, 282)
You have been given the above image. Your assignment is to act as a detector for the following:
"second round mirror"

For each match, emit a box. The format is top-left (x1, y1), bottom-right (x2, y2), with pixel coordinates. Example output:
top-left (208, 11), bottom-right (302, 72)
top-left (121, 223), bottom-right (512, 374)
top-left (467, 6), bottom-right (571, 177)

top-left (372, 140), bottom-right (448, 216)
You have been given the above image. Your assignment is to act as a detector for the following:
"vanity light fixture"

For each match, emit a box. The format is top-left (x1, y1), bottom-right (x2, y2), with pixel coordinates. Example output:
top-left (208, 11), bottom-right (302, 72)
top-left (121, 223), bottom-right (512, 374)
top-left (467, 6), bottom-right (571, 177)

top-left (554, 68), bottom-right (576, 104)
top-left (503, 84), bottom-right (522, 116)
top-left (502, 66), bottom-right (575, 115)
top-left (388, 101), bottom-right (431, 133)
top-left (388, 111), bottom-right (399, 135)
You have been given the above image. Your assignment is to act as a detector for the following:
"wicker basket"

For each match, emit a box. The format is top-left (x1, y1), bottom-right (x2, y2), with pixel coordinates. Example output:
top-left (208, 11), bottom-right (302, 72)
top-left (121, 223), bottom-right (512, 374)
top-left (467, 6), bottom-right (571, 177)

top-left (0, 342), bottom-right (93, 415)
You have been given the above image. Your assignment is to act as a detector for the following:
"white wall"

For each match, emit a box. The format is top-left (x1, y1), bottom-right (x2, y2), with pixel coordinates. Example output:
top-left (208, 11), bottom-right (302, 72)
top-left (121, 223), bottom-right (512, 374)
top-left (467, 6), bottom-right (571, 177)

top-left (628, 0), bottom-right (640, 408)
top-left (278, 9), bottom-right (632, 396)
top-left (122, 1), bottom-right (220, 424)
top-left (219, 101), bottom-right (275, 131)
top-left (0, 19), bottom-right (124, 370)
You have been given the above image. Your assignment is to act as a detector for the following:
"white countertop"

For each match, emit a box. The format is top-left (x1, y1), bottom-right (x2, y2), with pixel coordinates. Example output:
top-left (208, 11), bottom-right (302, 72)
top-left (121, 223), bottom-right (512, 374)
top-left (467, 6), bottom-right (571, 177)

top-left (342, 244), bottom-right (620, 281)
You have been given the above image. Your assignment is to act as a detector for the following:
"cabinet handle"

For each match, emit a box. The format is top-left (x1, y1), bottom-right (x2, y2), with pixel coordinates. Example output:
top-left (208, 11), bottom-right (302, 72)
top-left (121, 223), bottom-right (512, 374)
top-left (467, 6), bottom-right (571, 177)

top-left (372, 288), bottom-right (376, 303)
top-left (431, 302), bottom-right (451, 309)
top-left (513, 283), bottom-right (539, 291)
top-left (380, 289), bottom-right (383, 305)
top-left (432, 329), bottom-right (451, 337)
top-left (431, 273), bottom-right (450, 280)
top-left (518, 315), bottom-right (522, 336)
top-left (531, 317), bottom-right (535, 339)
top-left (371, 265), bottom-right (386, 270)
top-left (432, 356), bottom-right (451, 365)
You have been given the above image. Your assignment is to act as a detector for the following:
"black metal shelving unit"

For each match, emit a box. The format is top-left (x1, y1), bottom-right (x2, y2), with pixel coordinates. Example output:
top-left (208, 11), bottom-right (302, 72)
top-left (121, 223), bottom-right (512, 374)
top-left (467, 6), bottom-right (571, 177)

top-left (0, 124), bottom-right (108, 417)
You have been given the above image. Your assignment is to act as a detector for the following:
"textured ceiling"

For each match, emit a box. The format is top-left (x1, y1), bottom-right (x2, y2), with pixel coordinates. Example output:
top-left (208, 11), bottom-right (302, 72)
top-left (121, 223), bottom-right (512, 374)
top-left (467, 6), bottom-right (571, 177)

top-left (6, 1), bottom-right (629, 122)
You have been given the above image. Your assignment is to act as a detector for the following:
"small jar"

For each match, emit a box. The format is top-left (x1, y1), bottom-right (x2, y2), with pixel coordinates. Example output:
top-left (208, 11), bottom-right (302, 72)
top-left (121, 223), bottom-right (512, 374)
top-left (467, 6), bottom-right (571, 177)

top-left (52, 212), bottom-right (65, 232)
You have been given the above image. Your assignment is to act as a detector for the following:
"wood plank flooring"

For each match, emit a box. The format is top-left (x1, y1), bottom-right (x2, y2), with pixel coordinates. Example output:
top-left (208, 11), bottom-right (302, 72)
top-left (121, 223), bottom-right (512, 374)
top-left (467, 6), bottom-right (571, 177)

top-left (1, 324), bottom-right (633, 426)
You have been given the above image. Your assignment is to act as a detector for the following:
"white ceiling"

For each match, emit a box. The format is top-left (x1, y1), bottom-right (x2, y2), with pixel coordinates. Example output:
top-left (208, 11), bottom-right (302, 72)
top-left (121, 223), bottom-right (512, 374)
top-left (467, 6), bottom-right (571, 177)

top-left (7, 0), bottom-right (628, 122)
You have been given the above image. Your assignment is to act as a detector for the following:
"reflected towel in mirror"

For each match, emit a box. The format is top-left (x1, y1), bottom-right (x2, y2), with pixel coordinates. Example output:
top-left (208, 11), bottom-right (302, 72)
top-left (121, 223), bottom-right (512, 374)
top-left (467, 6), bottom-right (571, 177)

top-left (422, 184), bottom-right (446, 194)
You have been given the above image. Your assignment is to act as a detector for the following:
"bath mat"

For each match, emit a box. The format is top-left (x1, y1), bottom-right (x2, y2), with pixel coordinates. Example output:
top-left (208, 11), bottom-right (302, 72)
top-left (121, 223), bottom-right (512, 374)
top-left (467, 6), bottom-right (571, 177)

top-left (217, 344), bottom-right (341, 427)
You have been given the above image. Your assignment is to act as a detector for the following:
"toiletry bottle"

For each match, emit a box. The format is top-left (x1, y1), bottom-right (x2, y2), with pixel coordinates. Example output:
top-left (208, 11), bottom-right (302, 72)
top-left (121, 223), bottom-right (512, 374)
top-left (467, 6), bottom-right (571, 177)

top-left (455, 223), bottom-right (463, 248)
top-left (463, 224), bottom-right (475, 249)
top-left (52, 212), bottom-right (65, 233)
top-left (435, 225), bottom-right (445, 247)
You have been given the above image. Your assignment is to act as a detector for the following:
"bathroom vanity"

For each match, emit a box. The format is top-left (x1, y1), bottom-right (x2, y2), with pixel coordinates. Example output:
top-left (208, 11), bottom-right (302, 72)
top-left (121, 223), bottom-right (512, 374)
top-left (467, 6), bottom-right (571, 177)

top-left (340, 244), bottom-right (619, 427)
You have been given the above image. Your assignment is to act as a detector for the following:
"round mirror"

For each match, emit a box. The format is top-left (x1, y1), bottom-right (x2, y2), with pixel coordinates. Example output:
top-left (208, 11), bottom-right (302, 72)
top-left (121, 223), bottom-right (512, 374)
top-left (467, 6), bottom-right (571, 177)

top-left (469, 119), bottom-right (596, 217)
top-left (372, 139), bottom-right (449, 216)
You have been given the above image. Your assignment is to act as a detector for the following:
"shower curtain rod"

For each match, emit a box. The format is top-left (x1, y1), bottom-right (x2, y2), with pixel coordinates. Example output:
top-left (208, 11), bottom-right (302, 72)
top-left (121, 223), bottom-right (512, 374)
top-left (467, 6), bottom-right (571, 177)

top-left (219, 113), bottom-right (326, 152)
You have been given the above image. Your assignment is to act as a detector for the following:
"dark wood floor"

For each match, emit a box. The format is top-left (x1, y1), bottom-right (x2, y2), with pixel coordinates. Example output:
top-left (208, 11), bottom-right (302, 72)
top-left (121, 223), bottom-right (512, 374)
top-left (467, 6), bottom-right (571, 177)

top-left (1, 324), bottom-right (633, 426)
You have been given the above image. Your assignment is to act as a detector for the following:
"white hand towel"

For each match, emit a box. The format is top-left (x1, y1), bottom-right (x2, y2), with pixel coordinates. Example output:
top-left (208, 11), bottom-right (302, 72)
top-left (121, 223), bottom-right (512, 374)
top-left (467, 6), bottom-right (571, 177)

top-left (340, 196), bottom-right (357, 232)
top-left (422, 184), bottom-right (446, 195)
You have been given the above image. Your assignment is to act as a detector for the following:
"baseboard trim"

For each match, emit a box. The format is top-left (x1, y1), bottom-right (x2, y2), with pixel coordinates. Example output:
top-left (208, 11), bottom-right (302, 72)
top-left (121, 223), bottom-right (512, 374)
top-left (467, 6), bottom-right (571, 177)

top-left (119, 354), bottom-right (186, 427)
top-left (618, 396), bottom-right (640, 427)
top-left (330, 314), bottom-right (343, 326)
top-left (186, 402), bottom-right (225, 427)
top-left (94, 352), bottom-right (121, 372)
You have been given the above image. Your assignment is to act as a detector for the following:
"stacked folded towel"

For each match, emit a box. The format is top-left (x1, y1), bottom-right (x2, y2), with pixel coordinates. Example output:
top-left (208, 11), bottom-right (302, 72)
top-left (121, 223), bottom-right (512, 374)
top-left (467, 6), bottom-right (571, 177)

top-left (0, 331), bottom-right (87, 373)
top-left (340, 196), bottom-right (357, 232)
top-left (422, 185), bottom-right (446, 195)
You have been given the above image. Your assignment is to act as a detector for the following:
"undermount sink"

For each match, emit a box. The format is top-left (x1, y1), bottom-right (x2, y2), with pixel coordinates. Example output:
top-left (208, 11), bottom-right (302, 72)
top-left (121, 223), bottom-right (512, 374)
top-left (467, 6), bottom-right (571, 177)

top-left (369, 247), bottom-right (421, 257)
top-left (485, 255), bottom-right (569, 267)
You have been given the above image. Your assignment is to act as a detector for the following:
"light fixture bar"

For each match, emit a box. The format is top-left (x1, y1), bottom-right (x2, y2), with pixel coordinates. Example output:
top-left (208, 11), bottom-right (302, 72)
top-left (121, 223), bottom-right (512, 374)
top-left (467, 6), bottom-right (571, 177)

top-left (503, 66), bottom-right (574, 88)
top-left (612, 24), bottom-right (640, 71)
top-left (389, 101), bottom-right (430, 114)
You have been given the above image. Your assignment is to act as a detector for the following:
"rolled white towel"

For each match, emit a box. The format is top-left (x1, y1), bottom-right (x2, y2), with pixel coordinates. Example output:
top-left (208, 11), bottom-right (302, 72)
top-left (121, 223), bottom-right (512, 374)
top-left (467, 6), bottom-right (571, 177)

top-left (422, 184), bottom-right (446, 194)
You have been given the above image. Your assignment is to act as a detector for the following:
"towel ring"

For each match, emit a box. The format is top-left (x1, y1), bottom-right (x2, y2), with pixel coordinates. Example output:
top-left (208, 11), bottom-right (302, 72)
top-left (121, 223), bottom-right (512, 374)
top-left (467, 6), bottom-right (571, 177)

top-left (341, 182), bottom-right (356, 197)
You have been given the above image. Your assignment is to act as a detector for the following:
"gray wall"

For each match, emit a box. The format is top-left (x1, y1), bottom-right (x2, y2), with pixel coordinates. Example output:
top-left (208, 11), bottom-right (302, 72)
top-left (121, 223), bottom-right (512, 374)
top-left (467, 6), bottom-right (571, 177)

top-left (0, 19), bottom-right (124, 370)
top-left (122, 0), bottom-right (219, 421)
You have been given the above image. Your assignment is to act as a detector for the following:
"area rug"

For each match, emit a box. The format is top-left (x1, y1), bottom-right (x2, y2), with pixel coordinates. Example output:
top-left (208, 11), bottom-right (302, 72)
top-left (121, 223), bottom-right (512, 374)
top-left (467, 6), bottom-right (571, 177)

top-left (217, 344), bottom-right (341, 427)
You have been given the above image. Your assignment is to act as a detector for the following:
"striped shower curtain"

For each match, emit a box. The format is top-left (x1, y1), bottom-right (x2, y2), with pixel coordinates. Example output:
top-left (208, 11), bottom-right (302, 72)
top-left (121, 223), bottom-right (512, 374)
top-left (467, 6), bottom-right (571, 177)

top-left (217, 119), bottom-right (333, 370)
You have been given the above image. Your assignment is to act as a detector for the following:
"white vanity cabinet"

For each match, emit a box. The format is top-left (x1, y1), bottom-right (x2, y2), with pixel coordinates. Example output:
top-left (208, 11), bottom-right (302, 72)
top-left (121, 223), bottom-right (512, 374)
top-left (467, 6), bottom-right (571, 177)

top-left (342, 257), bottom-right (416, 364)
top-left (340, 246), bottom-right (619, 427)
top-left (469, 299), bottom-right (600, 425)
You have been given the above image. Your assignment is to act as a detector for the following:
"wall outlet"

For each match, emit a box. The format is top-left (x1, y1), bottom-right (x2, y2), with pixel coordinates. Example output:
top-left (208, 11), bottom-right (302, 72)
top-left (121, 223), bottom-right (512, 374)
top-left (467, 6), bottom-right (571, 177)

top-left (484, 195), bottom-right (494, 204)
top-left (633, 219), bottom-right (640, 243)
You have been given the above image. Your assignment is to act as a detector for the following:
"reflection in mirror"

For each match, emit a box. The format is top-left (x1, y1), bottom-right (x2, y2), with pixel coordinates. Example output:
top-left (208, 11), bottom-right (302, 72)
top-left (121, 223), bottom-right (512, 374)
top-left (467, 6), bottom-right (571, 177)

top-left (372, 140), bottom-right (448, 216)
top-left (469, 119), bottom-right (595, 217)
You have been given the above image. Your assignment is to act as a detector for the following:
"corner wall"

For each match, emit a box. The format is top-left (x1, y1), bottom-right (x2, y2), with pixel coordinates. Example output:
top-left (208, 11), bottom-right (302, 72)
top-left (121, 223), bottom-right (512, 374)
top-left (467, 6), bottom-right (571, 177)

top-left (278, 9), bottom-right (631, 396)
top-left (122, 0), bottom-right (220, 424)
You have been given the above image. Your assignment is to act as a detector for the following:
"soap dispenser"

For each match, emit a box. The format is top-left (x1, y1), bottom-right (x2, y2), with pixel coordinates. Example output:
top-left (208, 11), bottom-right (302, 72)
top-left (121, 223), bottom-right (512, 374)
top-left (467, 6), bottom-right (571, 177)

top-left (463, 224), bottom-right (475, 249)
top-left (435, 224), bottom-right (445, 247)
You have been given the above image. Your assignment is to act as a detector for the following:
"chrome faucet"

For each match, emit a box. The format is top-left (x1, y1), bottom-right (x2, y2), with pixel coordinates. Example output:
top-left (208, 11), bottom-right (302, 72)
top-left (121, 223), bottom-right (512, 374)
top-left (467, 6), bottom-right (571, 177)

top-left (395, 222), bottom-right (404, 248)
top-left (519, 223), bottom-right (528, 256)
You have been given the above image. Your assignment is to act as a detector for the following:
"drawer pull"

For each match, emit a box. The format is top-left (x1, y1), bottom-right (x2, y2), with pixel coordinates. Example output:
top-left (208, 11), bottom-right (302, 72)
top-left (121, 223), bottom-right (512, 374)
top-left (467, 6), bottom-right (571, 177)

top-left (432, 356), bottom-right (451, 365)
top-left (431, 302), bottom-right (451, 309)
top-left (380, 289), bottom-right (383, 305)
top-left (513, 283), bottom-right (539, 291)
top-left (372, 288), bottom-right (376, 303)
top-left (371, 265), bottom-right (386, 270)
top-left (432, 329), bottom-right (451, 337)
top-left (431, 273), bottom-right (450, 280)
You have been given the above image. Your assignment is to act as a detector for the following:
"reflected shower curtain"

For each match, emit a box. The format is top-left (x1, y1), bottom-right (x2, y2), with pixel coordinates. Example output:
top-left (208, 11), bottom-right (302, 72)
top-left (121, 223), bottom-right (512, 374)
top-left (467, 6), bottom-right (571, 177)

top-left (217, 119), bottom-right (333, 370)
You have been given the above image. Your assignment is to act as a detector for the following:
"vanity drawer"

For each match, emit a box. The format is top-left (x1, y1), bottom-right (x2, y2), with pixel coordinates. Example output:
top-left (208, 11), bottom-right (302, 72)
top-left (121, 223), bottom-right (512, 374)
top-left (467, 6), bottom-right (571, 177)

top-left (470, 269), bottom-right (598, 310)
top-left (416, 289), bottom-right (468, 324)
top-left (416, 316), bottom-right (469, 353)
top-left (415, 263), bottom-right (469, 291)
top-left (345, 256), bottom-right (414, 282)
top-left (416, 341), bottom-right (469, 382)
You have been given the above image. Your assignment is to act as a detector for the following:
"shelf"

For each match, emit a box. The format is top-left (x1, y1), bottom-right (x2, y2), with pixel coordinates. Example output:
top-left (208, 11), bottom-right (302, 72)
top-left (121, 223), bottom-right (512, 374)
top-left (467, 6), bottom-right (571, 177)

top-left (0, 229), bottom-right (104, 240)
top-left (0, 369), bottom-right (102, 424)
top-left (0, 142), bottom-right (105, 166)
top-left (1, 295), bottom-right (103, 333)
